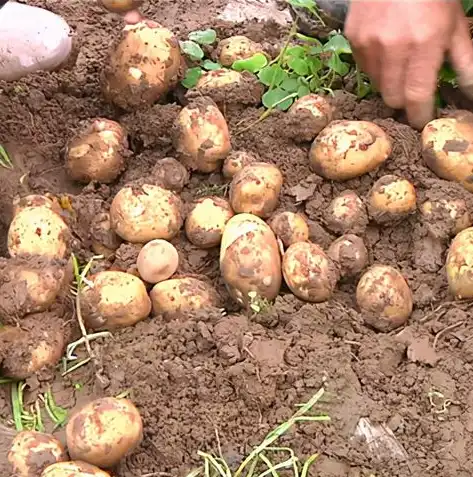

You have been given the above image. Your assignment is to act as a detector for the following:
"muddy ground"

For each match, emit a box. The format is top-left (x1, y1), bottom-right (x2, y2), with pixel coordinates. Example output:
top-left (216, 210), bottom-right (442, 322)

top-left (1, 1), bottom-right (473, 477)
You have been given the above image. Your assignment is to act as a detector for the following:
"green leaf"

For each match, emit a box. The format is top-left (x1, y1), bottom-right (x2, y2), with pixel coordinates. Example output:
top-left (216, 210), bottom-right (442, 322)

top-left (180, 40), bottom-right (204, 61)
top-left (188, 29), bottom-right (217, 45)
top-left (295, 33), bottom-right (323, 45)
top-left (357, 81), bottom-right (372, 99)
top-left (327, 53), bottom-right (349, 76)
top-left (202, 60), bottom-right (221, 71)
top-left (462, 0), bottom-right (473, 13)
top-left (286, 45), bottom-right (306, 58)
top-left (309, 45), bottom-right (323, 55)
top-left (262, 88), bottom-right (295, 111)
top-left (309, 76), bottom-right (320, 91)
top-left (297, 85), bottom-right (310, 97)
top-left (287, 0), bottom-right (316, 9)
top-left (323, 34), bottom-right (352, 54)
top-left (281, 77), bottom-right (299, 93)
top-left (232, 53), bottom-right (268, 73)
top-left (306, 57), bottom-right (322, 75)
top-left (288, 57), bottom-right (309, 76)
top-left (258, 65), bottom-right (287, 86)
top-left (181, 67), bottom-right (203, 88)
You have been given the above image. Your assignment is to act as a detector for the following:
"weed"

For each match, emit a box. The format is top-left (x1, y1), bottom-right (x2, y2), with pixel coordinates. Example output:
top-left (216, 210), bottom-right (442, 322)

top-left (248, 291), bottom-right (273, 316)
top-left (0, 144), bottom-right (13, 169)
top-left (195, 183), bottom-right (229, 198)
top-left (41, 388), bottom-right (68, 430)
top-left (11, 381), bottom-right (45, 432)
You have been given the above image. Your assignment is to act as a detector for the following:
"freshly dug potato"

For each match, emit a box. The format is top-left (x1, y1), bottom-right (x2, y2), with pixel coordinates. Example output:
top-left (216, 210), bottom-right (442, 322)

top-left (110, 184), bottom-right (183, 243)
top-left (222, 150), bottom-right (259, 180)
top-left (136, 239), bottom-right (179, 283)
top-left (324, 190), bottom-right (369, 235)
top-left (282, 242), bottom-right (338, 302)
top-left (66, 118), bottom-right (129, 184)
top-left (151, 157), bottom-right (190, 192)
top-left (368, 175), bottom-right (417, 223)
top-left (309, 120), bottom-right (392, 180)
top-left (173, 97), bottom-right (231, 173)
top-left (229, 162), bottom-right (283, 218)
top-left (66, 397), bottom-right (142, 468)
top-left (100, 0), bottom-right (143, 12)
top-left (41, 461), bottom-right (110, 477)
top-left (150, 277), bottom-right (220, 319)
top-left (12, 194), bottom-right (62, 217)
top-left (102, 20), bottom-right (181, 110)
top-left (185, 196), bottom-right (234, 248)
top-left (80, 270), bottom-right (151, 330)
top-left (327, 234), bottom-right (368, 277)
top-left (445, 227), bottom-right (473, 299)
top-left (8, 431), bottom-right (68, 477)
top-left (268, 211), bottom-right (309, 248)
top-left (220, 213), bottom-right (282, 306)
top-left (8, 206), bottom-right (70, 259)
top-left (356, 264), bottom-right (413, 331)
top-left (90, 212), bottom-right (122, 258)
top-left (217, 35), bottom-right (263, 67)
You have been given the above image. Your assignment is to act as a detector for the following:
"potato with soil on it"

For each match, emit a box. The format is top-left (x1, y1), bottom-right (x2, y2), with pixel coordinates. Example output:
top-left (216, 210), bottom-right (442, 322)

top-left (268, 211), bottom-right (309, 248)
top-left (327, 234), bottom-right (368, 277)
top-left (217, 35), bottom-right (264, 67)
top-left (185, 196), bottom-right (234, 248)
top-left (229, 162), bottom-right (283, 218)
top-left (12, 194), bottom-right (62, 217)
top-left (66, 397), bottom-right (142, 469)
top-left (80, 270), bottom-right (151, 330)
top-left (324, 190), bottom-right (369, 235)
top-left (65, 118), bottom-right (129, 184)
top-left (110, 184), bottom-right (183, 243)
top-left (136, 239), bottom-right (179, 284)
top-left (102, 20), bottom-right (181, 110)
top-left (151, 157), bottom-right (190, 192)
top-left (282, 241), bottom-right (339, 302)
top-left (173, 97), bottom-right (231, 173)
top-left (367, 175), bottom-right (417, 223)
top-left (41, 461), bottom-right (110, 477)
top-left (90, 212), bottom-right (122, 258)
top-left (309, 120), bottom-right (392, 180)
top-left (8, 431), bottom-right (68, 477)
top-left (445, 227), bottom-right (473, 299)
top-left (100, 0), bottom-right (143, 12)
top-left (222, 150), bottom-right (260, 180)
top-left (356, 264), bottom-right (413, 332)
top-left (220, 213), bottom-right (282, 306)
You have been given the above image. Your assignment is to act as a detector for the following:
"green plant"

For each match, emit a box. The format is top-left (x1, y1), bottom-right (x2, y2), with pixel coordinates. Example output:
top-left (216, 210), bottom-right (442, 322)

top-left (248, 291), bottom-right (273, 315)
top-left (0, 144), bottom-right (13, 169)
top-left (42, 388), bottom-right (68, 430)
top-left (11, 381), bottom-right (45, 432)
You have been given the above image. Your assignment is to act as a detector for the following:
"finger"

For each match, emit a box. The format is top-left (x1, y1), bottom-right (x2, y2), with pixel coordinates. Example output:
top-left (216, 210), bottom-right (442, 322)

top-left (449, 14), bottom-right (473, 99)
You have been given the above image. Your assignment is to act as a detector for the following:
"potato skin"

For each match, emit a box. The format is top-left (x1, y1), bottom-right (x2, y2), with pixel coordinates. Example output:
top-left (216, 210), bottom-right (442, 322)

top-left (12, 194), bottom-right (62, 217)
top-left (282, 242), bottom-right (338, 302)
top-left (136, 239), bottom-right (179, 283)
top-left (324, 190), bottom-right (368, 235)
top-left (151, 157), bottom-right (190, 192)
top-left (309, 120), bottom-right (392, 180)
top-left (327, 234), bottom-right (368, 277)
top-left (268, 211), bottom-right (309, 248)
top-left (41, 461), bottom-right (111, 476)
top-left (446, 227), bottom-right (473, 299)
top-left (217, 35), bottom-right (263, 67)
top-left (100, 0), bottom-right (143, 13)
top-left (356, 264), bottom-right (413, 331)
top-left (222, 150), bottom-right (259, 180)
top-left (8, 431), bottom-right (68, 477)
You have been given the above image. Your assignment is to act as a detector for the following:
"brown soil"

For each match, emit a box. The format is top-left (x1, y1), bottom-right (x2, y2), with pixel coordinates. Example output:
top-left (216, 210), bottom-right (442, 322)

top-left (1, 2), bottom-right (473, 477)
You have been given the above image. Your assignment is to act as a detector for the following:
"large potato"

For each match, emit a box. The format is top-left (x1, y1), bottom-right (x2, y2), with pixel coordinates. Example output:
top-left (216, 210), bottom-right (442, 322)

top-left (136, 239), bottom-right (179, 284)
top-left (110, 184), bottom-right (183, 243)
top-left (41, 461), bottom-right (110, 477)
top-left (356, 264), bottom-right (413, 331)
top-left (324, 190), bottom-right (368, 235)
top-left (66, 397), bottom-right (143, 468)
top-left (327, 234), bottom-right (368, 277)
top-left (217, 35), bottom-right (263, 67)
top-left (229, 162), bottom-right (283, 218)
top-left (80, 271), bottom-right (151, 330)
top-left (220, 213), bottom-right (282, 306)
top-left (446, 227), bottom-right (473, 299)
top-left (267, 211), bottom-right (309, 248)
top-left (309, 120), bottom-right (392, 180)
top-left (102, 20), bottom-right (181, 110)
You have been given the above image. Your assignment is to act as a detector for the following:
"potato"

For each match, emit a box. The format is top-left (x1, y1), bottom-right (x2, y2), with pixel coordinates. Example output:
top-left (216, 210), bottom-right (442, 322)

top-left (42, 461), bottom-right (110, 477)
top-left (110, 184), bottom-right (183, 243)
top-left (8, 206), bottom-right (70, 259)
top-left (217, 35), bottom-right (263, 67)
top-left (324, 190), bottom-right (368, 235)
top-left (8, 431), bottom-right (68, 477)
top-left (136, 239), bottom-right (179, 283)
top-left (368, 175), bottom-right (417, 223)
top-left (185, 196), bottom-right (234, 248)
top-left (66, 118), bottom-right (129, 184)
top-left (80, 270), bottom-right (151, 330)
top-left (267, 211), bottom-right (309, 248)
top-left (229, 162), bottom-right (283, 218)
top-left (102, 21), bottom-right (181, 110)
top-left (151, 157), bottom-right (190, 192)
top-left (282, 242), bottom-right (338, 302)
top-left (421, 113), bottom-right (473, 192)
top-left (445, 227), bottom-right (473, 299)
top-left (100, 0), bottom-right (143, 13)
top-left (222, 150), bottom-right (259, 180)
top-left (356, 264), bottom-right (413, 331)
top-left (309, 120), bottom-right (392, 180)
top-left (327, 234), bottom-right (368, 277)
top-left (13, 194), bottom-right (62, 217)
top-left (173, 97), bottom-right (231, 173)
top-left (150, 277), bottom-right (220, 319)
top-left (220, 213), bottom-right (282, 306)
top-left (66, 397), bottom-right (142, 468)
top-left (90, 212), bottom-right (122, 258)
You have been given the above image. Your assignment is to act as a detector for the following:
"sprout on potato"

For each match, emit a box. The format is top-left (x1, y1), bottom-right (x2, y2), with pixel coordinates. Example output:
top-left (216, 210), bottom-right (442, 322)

top-left (445, 227), bottom-right (473, 299)
top-left (324, 190), bottom-right (368, 235)
top-left (185, 196), bottom-right (234, 249)
top-left (151, 157), bottom-right (190, 192)
top-left (41, 461), bottom-right (110, 477)
top-left (327, 234), bottom-right (368, 277)
top-left (90, 212), bottom-right (122, 258)
top-left (100, 0), bottom-right (143, 13)
top-left (136, 239), bottom-right (179, 283)
top-left (309, 120), bottom-right (392, 180)
top-left (222, 150), bottom-right (259, 180)
top-left (66, 118), bottom-right (129, 184)
top-left (267, 211), bottom-right (309, 248)
top-left (217, 35), bottom-right (263, 67)
top-left (110, 184), bottom-right (183, 243)
top-left (13, 194), bottom-right (62, 218)
top-left (356, 264), bottom-right (413, 331)
top-left (229, 162), bottom-right (283, 218)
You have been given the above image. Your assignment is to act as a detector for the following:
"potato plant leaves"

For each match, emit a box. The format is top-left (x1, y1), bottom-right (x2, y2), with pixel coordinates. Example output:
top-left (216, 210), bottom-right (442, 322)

top-left (188, 28), bottom-right (217, 45)
top-left (232, 53), bottom-right (268, 73)
top-left (180, 40), bottom-right (204, 61)
top-left (182, 67), bottom-right (203, 88)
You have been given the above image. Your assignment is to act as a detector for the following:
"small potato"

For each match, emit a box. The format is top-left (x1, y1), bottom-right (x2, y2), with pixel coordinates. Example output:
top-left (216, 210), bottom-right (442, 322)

top-left (324, 190), bottom-right (368, 235)
top-left (268, 211), bottom-right (309, 248)
top-left (356, 264), bottom-right (413, 331)
top-left (41, 461), bottom-right (110, 477)
top-left (102, 21), bottom-right (181, 110)
top-left (217, 35), bottom-right (263, 67)
top-left (368, 175), bottom-right (417, 223)
top-left (136, 239), bottom-right (179, 283)
top-left (100, 0), bottom-right (143, 13)
top-left (151, 157), bottom-right (190, 192)
top-left (110, 184), bottom-right (183, 243)
top-left (327, 234), bottom-right (368, 277)
top-left (220, 213), bottom-right (282, 306)
top-left (185, 196), bottom-right (234, 248)
top-left (446, 227), bottom-right (473, 299)
top-left (229, 162), bottom-right (283, 218)
top-left (222, 150), bottom-right (259, 180)
top-left (66, 118), bottom-right (129, 184)
top-left (8, 431), bottom-right (68, 477)
top-left (13, 194), bottom-right (62, 217)
top-left (150, 277), bottom-right (220, 319)
top-left (90, 212), bottom-right (122, 258)
top-left (80, 270), bottom-right (151, 330)
top-left (309, 120), bottom-right (392, 180)
top-left (282, 242), bottom-right (338, 302)
top-left (66, 397), bottom-right (143, 468)
top-left (173, 97), bottom-right (231, 173)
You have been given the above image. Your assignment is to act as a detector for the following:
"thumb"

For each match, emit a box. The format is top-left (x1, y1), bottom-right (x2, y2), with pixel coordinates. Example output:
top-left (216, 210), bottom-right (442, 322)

top-left (449, 14), bottom-right (473, 99)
